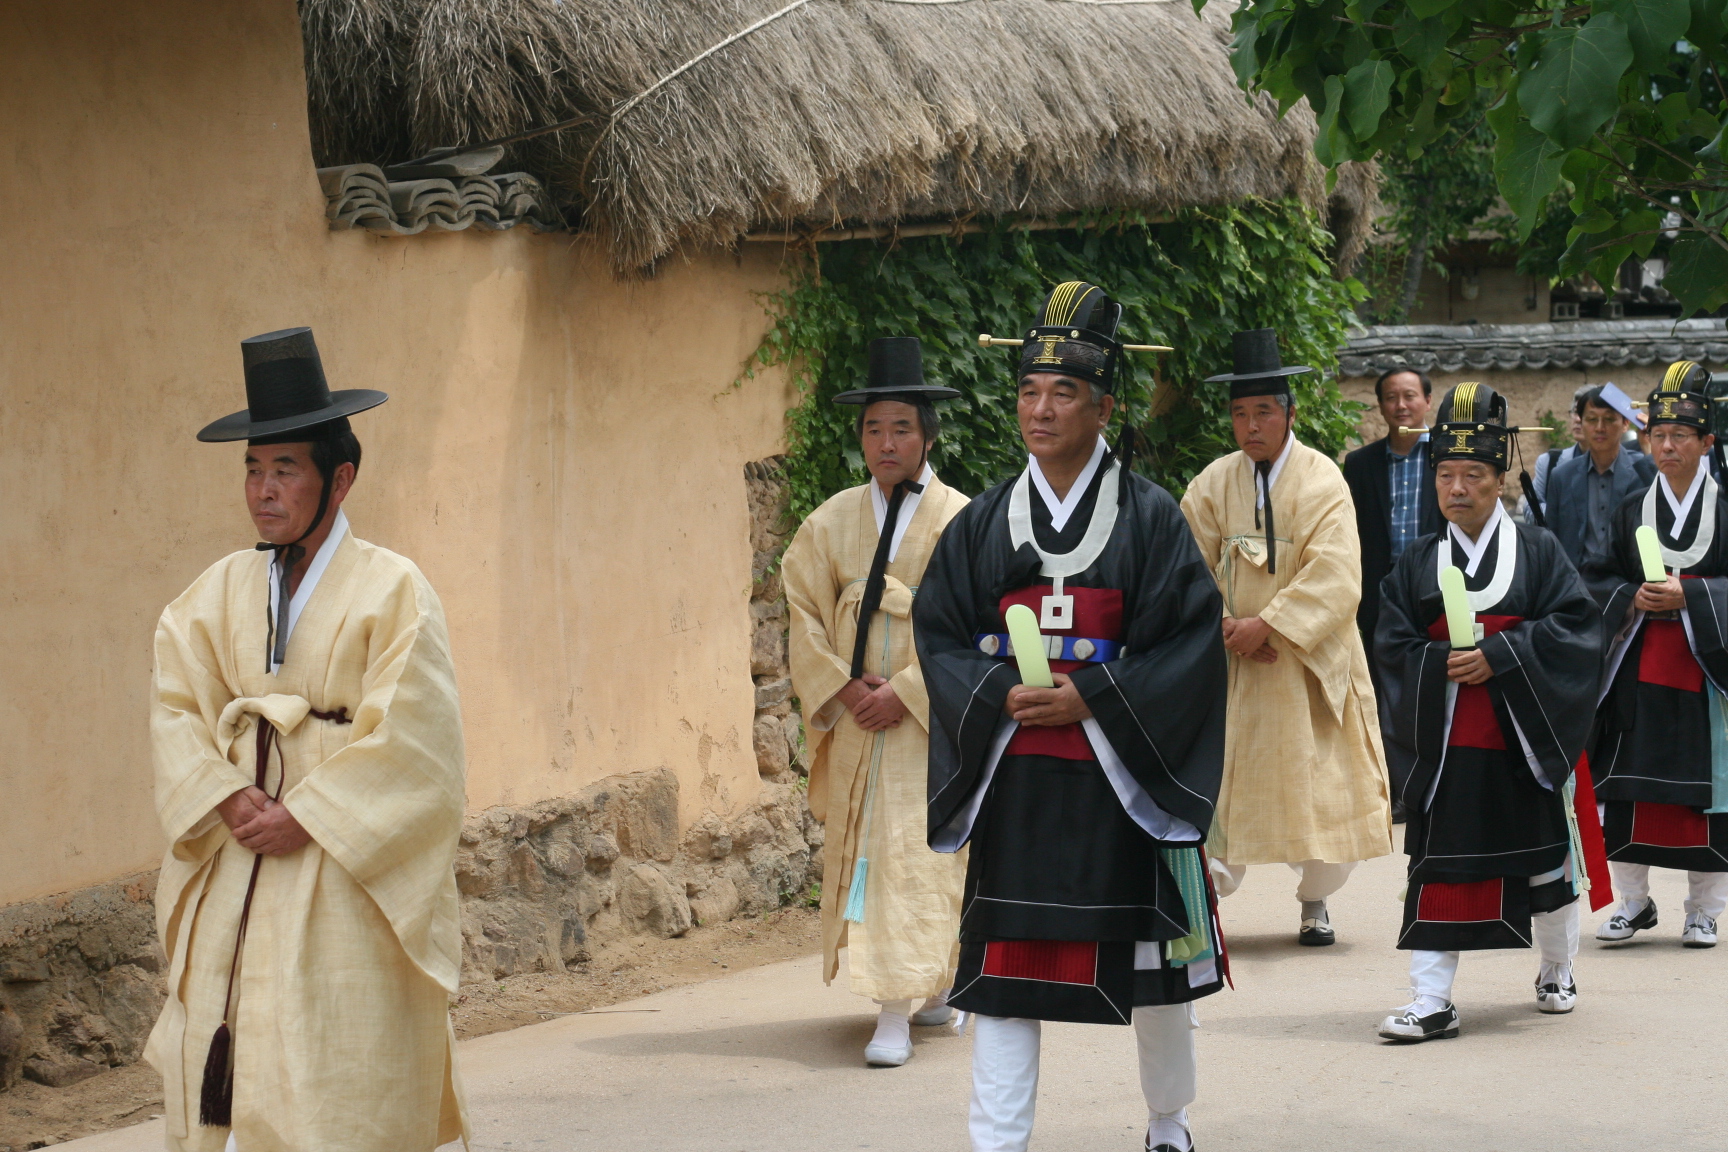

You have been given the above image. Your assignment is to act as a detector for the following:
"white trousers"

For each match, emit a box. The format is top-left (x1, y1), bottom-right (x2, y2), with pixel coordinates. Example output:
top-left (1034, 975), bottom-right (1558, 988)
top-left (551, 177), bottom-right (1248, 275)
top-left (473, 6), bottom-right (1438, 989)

top-left (969, 1005), bottom-right (1196, 1152)
top-left (1409, 901), bottom-right (1580, 1005)
top-left (1610, 861), bottom-right (1728, 917)
top-left (1211, 860), bottom-right (1358, 901)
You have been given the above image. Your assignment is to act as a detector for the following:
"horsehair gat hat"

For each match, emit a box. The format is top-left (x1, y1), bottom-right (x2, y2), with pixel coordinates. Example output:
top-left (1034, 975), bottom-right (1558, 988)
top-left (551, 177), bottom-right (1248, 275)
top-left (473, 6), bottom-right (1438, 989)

top-left (197, 327), bottom-right (388, 442)
top-left (1431, 381), bottom-right (1511, 472)
top-left (1203, 328), bottom-right (1313, 401)
top-left (831, 337), bottom-right (962, 404)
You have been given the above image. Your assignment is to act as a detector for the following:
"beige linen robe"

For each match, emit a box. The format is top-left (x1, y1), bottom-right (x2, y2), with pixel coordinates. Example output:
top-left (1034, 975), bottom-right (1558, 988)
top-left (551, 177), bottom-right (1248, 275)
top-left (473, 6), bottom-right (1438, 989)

top-left (784, 473), bottom-right (968, 1000)
top-left (146, 529), bottom-right (467, 1152)
top-left (1180, 439), bottom-right (1392, 866)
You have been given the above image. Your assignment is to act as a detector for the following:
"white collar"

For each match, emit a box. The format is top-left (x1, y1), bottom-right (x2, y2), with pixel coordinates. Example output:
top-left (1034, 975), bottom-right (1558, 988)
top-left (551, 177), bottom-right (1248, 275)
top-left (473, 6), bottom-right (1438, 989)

top-left (1659, 464), bottom-right (1706, 526)
top-left (268, 510), bottom-right (349, 674)
top-left (1028, 436), bottom-right (1108, 532)
top-left (1447, 501), bottom-right (1504, 578)
top-left (1642, 469), bottom-right (1718, 571)
top-left (869, 463), bottom-right (933, 564)
top-left (1438, 503), bottom-right (1517, 611)
top-left (1254, 431), bottom-right (1297, 509)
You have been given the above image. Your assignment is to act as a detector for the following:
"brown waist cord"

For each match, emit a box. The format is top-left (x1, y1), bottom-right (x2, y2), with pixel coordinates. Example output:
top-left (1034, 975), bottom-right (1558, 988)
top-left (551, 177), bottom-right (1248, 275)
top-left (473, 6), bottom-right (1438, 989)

top-left (199, 706), bottom-right (350, 1127)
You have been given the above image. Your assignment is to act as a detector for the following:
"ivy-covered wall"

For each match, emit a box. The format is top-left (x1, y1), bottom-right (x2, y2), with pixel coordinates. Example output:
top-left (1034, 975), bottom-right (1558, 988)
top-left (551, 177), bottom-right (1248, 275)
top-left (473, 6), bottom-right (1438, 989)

top-left (752, 200), bottom-right (1367, 521)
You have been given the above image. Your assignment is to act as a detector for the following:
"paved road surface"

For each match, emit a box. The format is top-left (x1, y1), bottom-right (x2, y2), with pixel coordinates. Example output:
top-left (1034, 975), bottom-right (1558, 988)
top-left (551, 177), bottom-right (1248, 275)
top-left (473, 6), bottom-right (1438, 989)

top-left (63, 854), bottom-right (1723, 1151)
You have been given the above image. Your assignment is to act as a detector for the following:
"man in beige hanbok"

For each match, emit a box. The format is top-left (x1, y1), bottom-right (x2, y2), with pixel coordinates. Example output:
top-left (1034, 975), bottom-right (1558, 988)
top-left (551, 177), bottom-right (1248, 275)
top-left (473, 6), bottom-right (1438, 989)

top-left (784, 337), bottom-right (968, 1067)
top-left (1180, 329), bottom-right (1391, 945)
top-left (146, 327), bottom-right (466, 1152)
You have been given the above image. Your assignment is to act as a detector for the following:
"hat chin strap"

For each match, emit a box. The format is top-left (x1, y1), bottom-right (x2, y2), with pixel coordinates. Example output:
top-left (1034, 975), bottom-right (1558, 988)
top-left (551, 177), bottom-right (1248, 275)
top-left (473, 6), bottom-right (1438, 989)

top-left (254, 470), bottom-right (334, 672)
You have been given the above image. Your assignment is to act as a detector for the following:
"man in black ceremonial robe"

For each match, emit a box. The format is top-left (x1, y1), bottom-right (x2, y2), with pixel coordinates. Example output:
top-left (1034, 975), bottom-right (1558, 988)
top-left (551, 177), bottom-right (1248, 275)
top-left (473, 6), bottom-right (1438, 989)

top-left (916, 282), bottom-right (1227, 1152)
top-left (1375, 382), bottom-right (1607, 1043)
top-left (1591, 363), bottom-right (1728, 949)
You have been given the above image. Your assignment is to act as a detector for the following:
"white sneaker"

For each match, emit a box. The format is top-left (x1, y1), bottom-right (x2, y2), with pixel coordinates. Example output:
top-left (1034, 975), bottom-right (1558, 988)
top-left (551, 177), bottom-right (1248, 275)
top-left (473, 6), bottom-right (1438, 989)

top-left (864, 1040), bottom-right (912, 1066)
top-left (1535, 979), bottom-right (1578, 1013)
top-left (1377, 1000), bottom-right (1459, 1041)
top-left (910, 990), bottom-right (953, 1027)
top-left (1683, 911), bottom-right (1718, 948)
top-left (1596, 899), bottom-right (1657, 942)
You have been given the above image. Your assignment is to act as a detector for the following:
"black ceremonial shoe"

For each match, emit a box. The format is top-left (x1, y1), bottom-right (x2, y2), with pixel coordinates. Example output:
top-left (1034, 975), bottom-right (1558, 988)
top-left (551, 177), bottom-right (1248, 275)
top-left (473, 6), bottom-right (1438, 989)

top-left (1299, 899), bottom-right (1335, 946)
top-left (1378, 1001), bottom-right (1459, 1042)
top-left (1595, 899), bottom-right (1658, 943)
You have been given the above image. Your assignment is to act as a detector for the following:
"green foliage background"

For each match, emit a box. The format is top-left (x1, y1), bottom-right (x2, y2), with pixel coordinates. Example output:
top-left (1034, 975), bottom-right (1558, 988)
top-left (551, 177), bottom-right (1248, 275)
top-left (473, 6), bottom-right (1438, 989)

top-left (750, 201), bottom-right (1368, 523)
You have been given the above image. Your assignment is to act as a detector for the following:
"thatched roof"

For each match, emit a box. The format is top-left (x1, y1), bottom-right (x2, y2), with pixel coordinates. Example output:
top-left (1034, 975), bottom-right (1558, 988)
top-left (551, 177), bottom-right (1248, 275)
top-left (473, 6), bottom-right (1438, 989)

top-left (300, 0), bottom-right (1375, 271)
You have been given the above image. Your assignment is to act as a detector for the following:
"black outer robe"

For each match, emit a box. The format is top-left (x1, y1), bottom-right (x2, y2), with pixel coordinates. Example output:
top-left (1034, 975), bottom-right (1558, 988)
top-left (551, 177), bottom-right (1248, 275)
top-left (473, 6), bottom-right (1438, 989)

top-left (1375, 518), bottom-right (1604, 949)
top-left (915, 458), bottom-right (1228, 1023)
top-left (1592, 478), bottom-right (1728, 870)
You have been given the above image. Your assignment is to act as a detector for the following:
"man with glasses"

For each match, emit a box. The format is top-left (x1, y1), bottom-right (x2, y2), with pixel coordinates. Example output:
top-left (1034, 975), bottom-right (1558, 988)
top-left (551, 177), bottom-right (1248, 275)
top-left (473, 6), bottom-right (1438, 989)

top-left (1546, 385), bottom-right (1654, 603)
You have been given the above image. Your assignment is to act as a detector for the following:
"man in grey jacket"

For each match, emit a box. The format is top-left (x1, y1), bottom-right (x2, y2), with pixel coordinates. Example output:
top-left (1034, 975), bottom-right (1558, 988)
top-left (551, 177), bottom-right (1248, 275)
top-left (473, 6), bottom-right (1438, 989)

top-left (1546, 384), bottom-right (1654, 603)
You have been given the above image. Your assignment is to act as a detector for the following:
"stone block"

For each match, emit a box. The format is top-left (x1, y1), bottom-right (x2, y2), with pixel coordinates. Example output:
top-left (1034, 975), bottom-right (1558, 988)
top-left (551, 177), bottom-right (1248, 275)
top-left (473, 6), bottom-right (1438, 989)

top-left (754, 677), bottom-right (792, 712)
top-left (750, 617), bottom-right (788, 678)
top-left (754, 715), bottom-right (790, 776)
top-left (0, 1002), bottom-right (22, 1091)
top-left (23, 1054), bottom-right (102, 1088)
top-left (618, 864), bottom-right (693, 938)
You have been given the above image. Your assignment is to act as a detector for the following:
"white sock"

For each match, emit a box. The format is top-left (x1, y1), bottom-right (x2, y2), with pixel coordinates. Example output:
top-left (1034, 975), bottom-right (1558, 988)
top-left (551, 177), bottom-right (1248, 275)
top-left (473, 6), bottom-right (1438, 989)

top-left (1148, 1108), bottom-right (1191, 1151)
top-left (919, 988), bottom-right (950, 1013)
top-left (871, 1000), bottom-right (912, 1048)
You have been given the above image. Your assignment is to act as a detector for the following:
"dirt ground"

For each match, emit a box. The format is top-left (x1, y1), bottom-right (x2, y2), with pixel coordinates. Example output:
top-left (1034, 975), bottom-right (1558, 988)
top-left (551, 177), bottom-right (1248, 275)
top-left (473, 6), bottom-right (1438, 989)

top-left (0, 907), bottom-right (820, 1150)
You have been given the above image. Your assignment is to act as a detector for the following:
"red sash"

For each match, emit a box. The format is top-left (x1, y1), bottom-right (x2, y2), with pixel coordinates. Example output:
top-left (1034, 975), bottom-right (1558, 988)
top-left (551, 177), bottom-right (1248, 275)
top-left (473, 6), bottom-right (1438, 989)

top-left (999, 585), bottom-right (1124, 760)
top-left (1425, 615), bottom-right (1522, 749)
top-left (1638, 619), bottom-right (1705, 693)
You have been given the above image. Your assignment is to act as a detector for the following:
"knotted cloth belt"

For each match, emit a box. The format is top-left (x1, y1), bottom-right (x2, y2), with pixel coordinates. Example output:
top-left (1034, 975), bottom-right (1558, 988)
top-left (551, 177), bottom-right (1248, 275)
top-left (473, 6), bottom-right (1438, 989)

top-left (199, 697), bottom-right (351, 1128)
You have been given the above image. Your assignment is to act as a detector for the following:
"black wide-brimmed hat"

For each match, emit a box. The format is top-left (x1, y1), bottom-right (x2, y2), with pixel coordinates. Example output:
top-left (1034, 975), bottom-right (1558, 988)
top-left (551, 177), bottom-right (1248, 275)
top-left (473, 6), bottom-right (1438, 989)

top-left (1647, 361), bottom-right (1714, 432)
top-left (196, 327), bottom-right (388, 442)
top-left (832, 337), bottom-right (962, 404)
top-left (1016, 281), bottom-right (1126, 394)
top-left (1203, 328), bottom-right (1313, 400)
top-left (1432, 381), bottom-right (1510, 471)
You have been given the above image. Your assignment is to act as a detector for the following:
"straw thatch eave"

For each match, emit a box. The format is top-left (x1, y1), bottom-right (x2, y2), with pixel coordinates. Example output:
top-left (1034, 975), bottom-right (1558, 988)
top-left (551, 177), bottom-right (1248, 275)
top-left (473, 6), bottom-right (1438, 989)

top-left (300, 0), bottom-right (1376, 271)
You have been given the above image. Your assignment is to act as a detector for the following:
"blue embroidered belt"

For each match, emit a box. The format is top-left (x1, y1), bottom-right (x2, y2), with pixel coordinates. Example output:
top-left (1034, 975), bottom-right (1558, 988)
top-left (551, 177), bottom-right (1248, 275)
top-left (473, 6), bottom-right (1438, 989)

top-left (973, 632), bottom-right (1122, 663)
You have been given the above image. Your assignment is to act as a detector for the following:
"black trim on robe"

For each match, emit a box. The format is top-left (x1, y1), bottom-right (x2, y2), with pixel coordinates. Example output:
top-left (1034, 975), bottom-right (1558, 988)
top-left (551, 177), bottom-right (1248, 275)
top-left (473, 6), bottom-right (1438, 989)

top-left (1374, 520), bottom-right (1603, 889)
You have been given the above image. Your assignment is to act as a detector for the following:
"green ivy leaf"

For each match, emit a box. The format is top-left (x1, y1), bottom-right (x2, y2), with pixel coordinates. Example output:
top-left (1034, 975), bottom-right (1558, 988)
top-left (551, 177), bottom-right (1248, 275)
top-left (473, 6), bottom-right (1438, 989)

top-left (1343, 59), bottom-right (1397, 139)
top-left (1609, 0), bottom-right (1692, 72)
top-left (1666, 233), bottom-right (1728, 315)
top-left (1518, 12), bottom-right (1635, 151)
top-left (1495, 120), bottom-right (1567, 239)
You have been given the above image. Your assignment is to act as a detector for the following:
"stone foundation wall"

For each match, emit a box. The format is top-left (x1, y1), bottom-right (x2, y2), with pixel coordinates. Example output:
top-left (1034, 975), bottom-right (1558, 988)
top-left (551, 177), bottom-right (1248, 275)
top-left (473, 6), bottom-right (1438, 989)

top-left (0, 455), bottom-right (816, 1095)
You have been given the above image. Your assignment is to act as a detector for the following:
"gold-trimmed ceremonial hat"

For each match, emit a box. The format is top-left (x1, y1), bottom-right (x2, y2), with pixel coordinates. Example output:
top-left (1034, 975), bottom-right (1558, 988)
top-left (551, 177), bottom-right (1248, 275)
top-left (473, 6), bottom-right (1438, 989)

top-left (1431, 381), bottom-right (1510, 472)
top-left (1017, 281), bottom-right (1125, 394)
top-left (1646, 361), bottom-right (1713, 432)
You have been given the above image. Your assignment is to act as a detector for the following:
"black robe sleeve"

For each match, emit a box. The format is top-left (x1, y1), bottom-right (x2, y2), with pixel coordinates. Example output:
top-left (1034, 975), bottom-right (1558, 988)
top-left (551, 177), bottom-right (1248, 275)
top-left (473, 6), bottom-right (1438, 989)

top-left (1375, 524), bottom-right (1603, 811)
top-left (915, 473), bottom-right (1228, 842)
